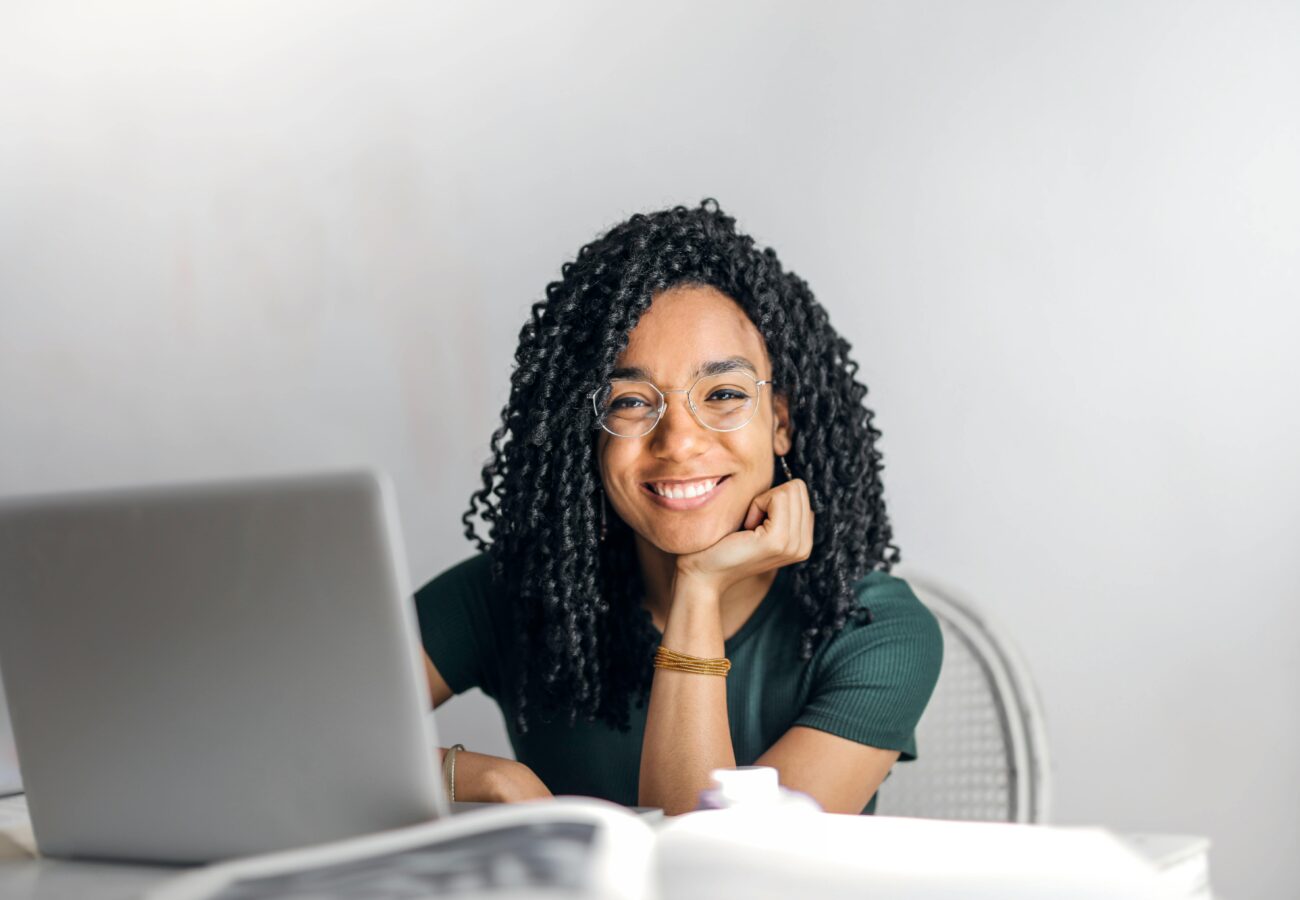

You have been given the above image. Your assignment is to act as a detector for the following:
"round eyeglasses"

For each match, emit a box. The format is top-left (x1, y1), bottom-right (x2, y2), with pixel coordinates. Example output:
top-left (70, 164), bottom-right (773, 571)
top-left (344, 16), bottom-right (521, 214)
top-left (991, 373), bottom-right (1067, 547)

top-left (591, 369), bottom-right (775, 438)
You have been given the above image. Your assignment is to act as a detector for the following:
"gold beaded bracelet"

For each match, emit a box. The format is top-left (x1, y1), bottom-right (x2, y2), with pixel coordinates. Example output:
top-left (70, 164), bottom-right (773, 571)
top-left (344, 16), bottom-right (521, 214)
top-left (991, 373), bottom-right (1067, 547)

top-left (654, 645), bottom-right (732, 677)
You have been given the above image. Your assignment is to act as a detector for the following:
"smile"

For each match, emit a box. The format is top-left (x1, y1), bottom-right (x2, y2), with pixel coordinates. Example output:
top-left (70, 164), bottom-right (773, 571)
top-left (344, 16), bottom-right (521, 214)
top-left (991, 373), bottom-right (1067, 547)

top-left (640, 475), bottom-right (730, 510)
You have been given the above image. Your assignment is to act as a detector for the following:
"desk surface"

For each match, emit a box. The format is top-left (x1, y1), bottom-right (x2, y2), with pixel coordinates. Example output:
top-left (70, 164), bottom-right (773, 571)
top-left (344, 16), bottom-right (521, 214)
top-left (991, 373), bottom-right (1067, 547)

top-left (0, 794), bottom-right (1212, 900)
top-left (1, 794), bottom-right (174, 899)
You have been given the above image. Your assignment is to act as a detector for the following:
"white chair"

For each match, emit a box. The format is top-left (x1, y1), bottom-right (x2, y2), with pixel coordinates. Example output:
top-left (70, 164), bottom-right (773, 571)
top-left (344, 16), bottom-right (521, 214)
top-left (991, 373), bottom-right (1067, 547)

top-left (873, 571), bottom-right (1051, 823)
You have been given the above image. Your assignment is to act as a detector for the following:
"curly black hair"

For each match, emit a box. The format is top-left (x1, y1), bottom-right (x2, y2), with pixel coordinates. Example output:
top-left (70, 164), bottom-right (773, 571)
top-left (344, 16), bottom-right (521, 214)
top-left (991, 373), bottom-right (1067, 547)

top-left (462, 199), bottom-right (898, 733)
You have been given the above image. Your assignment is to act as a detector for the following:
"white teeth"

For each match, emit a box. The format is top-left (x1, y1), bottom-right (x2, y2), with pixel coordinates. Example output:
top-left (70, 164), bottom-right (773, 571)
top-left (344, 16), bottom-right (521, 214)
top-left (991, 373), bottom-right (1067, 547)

top-left (651, 478), bottom-right (718, 499)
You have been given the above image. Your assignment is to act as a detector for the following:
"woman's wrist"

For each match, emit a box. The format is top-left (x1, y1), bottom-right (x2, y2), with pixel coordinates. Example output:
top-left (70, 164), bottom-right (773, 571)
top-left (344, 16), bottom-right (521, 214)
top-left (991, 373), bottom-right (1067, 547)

top-left (449, 750), bottom-right (551, 803)
top-left (485, 759), bottom-right (552, 802)
top-left (661, 575), bottom-right (727, 660)
top-left (441, 743), bottom-right (466, 802)
top-left (670, 567), bottom-right (727, 606)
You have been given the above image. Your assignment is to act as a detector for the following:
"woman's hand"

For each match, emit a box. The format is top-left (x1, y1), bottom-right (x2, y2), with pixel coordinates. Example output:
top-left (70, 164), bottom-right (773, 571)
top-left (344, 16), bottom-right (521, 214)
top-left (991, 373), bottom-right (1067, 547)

top-left (442, 749), bottom-right (553, 803)
top-left (674, 478), bottom-right (814, 598)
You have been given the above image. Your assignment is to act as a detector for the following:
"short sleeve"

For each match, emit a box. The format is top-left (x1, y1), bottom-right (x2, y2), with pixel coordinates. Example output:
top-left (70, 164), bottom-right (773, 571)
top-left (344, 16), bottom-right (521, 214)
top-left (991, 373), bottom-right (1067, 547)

top-left (795, 571), bottom-right (943, 761)
top-left (412, 554), bottom-right (503, 699)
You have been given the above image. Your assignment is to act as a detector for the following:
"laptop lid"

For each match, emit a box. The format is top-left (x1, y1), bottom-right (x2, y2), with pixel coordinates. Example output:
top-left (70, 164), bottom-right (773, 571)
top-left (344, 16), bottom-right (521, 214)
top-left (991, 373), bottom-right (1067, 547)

top-left (0, 470), bottom-right (446, 863)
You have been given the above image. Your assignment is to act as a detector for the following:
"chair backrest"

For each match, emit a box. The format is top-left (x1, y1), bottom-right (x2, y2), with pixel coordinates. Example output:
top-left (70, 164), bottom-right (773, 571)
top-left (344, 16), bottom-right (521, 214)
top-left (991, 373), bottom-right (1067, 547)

top-left (872, 571), bottom-right (1050, 823)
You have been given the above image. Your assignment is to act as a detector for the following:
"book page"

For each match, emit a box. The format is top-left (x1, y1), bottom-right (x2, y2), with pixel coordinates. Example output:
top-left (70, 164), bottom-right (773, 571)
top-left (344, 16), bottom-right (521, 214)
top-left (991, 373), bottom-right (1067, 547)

top-left (149, 798), bottom-right (654, 900)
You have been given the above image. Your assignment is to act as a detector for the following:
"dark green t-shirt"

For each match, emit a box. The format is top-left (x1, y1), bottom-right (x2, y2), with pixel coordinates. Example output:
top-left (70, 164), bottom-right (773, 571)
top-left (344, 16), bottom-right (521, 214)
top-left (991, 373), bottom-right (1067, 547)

top-left (414, 554), bottom-right (942, 814)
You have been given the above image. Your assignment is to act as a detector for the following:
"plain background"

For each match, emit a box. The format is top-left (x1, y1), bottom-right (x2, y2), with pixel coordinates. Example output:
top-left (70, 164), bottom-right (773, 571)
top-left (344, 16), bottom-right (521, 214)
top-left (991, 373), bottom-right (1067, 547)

top-left (1, 2), bottom-right (1296, 896)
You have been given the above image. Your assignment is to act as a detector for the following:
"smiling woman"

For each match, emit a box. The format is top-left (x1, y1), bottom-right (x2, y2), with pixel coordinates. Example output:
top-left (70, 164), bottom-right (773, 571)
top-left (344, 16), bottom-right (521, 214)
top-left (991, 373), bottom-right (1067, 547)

top-left (414, 200), bottom-right (942, 815)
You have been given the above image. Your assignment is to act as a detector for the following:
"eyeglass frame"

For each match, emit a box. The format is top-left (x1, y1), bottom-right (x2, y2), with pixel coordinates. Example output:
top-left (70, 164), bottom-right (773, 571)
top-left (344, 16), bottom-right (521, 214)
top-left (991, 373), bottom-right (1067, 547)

top-left (589, 369), bottom-right (777, 438)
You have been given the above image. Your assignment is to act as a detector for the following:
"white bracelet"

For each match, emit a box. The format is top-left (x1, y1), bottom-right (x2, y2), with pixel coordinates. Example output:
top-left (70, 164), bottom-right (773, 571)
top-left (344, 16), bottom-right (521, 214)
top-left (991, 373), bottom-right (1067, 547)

top-left (442, 743), bottom-right (466, 803)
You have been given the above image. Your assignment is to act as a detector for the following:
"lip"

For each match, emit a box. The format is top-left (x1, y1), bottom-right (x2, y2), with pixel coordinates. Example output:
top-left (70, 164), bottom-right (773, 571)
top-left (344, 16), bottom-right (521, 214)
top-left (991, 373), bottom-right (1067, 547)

top-left (640, 475), bottom-right (730, 510)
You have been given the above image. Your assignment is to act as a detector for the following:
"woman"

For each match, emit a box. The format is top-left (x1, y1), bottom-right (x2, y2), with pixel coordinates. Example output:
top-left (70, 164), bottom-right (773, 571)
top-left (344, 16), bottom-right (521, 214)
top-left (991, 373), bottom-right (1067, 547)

top-left (415, 200), bottom-right (942, 815)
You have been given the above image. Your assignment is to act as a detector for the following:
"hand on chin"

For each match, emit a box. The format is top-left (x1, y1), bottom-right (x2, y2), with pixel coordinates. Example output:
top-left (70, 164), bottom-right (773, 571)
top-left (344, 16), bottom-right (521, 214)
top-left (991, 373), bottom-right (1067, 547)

top-left (673, 479), bottom-right (815, 597)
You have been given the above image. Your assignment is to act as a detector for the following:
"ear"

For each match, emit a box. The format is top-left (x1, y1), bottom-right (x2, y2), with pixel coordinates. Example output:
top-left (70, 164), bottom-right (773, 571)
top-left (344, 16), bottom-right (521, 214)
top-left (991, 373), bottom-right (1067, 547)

top-left (772, 392), bottom-right (793, 457)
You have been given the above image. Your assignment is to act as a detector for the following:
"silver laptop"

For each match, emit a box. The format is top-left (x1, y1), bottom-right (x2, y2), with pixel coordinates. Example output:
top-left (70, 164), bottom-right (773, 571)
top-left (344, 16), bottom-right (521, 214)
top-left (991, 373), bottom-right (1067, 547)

top-left (0, 470), bottom-right (448, 863)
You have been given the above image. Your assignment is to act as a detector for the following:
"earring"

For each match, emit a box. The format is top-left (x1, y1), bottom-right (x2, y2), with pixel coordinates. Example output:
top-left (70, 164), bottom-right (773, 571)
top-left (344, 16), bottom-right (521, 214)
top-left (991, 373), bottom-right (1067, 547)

top-left (599, 489), bottom-right (607, 543)
top-left (779, 455), bottom-right (793, 481)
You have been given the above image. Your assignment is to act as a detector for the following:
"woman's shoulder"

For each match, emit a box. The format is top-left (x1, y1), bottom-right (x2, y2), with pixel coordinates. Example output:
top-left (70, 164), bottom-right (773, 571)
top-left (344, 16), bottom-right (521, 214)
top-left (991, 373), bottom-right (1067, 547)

top-left (853, 569), bottom-right (938, 625)
top-left (794, 568), bottom-right (944, 761)
top-left (414, 552), bottom-right (495, 597)
top-left (814, 568), bottom-right (944, 671)
top-left (413, 552), bottom-right (513, 631)
top-left (412, 552), bottom-right (512, 697)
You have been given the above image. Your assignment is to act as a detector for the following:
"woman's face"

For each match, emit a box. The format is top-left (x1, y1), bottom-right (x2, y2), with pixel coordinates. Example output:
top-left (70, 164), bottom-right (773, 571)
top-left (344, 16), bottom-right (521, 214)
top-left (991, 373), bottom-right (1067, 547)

top-left (597, 284), bottom-right (791, 556)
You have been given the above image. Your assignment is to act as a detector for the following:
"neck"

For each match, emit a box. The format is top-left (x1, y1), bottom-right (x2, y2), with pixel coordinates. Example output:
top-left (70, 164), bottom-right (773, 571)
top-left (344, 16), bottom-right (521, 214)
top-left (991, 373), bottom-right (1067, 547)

top-left (635, 534), bottom-right (780, 635)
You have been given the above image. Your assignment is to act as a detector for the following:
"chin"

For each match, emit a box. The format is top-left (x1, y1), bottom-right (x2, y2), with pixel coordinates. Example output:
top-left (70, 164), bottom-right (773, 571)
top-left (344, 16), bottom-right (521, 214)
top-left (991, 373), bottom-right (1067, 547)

top-left (648, 520), bottom-right (735, 556)
top-left (655, 536), bottom-right (715, 556)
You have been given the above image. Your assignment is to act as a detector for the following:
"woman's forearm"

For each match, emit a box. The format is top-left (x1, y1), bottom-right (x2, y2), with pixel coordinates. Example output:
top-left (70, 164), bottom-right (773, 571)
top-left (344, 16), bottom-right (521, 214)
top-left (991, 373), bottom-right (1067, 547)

top-left (637, 577), bottom-right (736, 814)
top-left (441, 748), bottom-right (552, 803)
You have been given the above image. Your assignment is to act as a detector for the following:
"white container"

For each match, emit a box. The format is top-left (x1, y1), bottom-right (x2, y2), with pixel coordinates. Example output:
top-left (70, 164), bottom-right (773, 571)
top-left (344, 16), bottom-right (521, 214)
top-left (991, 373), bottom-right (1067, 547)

top-left (696, 766), bottom-right (821, 812)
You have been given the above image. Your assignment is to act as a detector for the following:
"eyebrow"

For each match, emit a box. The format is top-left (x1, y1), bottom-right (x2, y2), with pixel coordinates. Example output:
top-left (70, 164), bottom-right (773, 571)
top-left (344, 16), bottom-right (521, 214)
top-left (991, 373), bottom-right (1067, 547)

top-left (609, 356), bottom-right (760, 382)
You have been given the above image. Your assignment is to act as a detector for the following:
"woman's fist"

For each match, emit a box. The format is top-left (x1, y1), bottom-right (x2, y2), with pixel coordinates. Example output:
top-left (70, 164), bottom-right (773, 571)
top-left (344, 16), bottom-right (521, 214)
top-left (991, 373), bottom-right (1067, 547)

top-left (674, 478), bottom-right (814, 598)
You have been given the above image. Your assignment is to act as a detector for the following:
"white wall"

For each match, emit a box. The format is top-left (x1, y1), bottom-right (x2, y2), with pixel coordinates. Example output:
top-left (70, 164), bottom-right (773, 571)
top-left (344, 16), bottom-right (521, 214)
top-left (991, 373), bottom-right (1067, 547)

top-left (2, 2), bottom-right (1296, 896)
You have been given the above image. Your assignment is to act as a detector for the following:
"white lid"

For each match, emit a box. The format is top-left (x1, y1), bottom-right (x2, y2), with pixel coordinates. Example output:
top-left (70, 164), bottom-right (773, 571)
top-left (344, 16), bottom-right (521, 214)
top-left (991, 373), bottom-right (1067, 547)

top-left (710, 765), bottom-right (780, 805)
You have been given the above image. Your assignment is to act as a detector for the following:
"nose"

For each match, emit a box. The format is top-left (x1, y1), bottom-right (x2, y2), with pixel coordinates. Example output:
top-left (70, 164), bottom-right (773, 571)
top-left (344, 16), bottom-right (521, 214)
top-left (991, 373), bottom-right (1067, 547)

top-left (648, 390), bottom-right (707, 460)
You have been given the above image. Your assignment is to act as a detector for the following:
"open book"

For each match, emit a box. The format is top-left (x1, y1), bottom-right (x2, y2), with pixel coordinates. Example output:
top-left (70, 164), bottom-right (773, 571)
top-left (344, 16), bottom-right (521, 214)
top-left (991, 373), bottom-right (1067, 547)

top-left (146, 799), bottom-right (655, 900)
top-left (145, 797), bottom-right (1205, 900)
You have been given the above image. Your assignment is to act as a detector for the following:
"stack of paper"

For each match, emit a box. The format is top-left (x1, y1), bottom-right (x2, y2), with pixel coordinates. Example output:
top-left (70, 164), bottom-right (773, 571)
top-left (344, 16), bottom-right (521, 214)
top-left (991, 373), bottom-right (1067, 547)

top-left (656, 809), bottom-right (1204, 900)
top-left (0, 794), bottom-right (36, 861)
top-left (0, 669), bottom-right (23, 797)
top-left (1121, 833), bottom-right (1212, 900)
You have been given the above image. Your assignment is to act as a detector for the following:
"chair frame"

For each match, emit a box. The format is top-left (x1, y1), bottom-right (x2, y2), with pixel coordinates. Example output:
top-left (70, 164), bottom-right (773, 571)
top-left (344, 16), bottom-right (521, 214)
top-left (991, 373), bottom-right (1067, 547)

top-left (893, 568), bottom-right (1052, 824)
